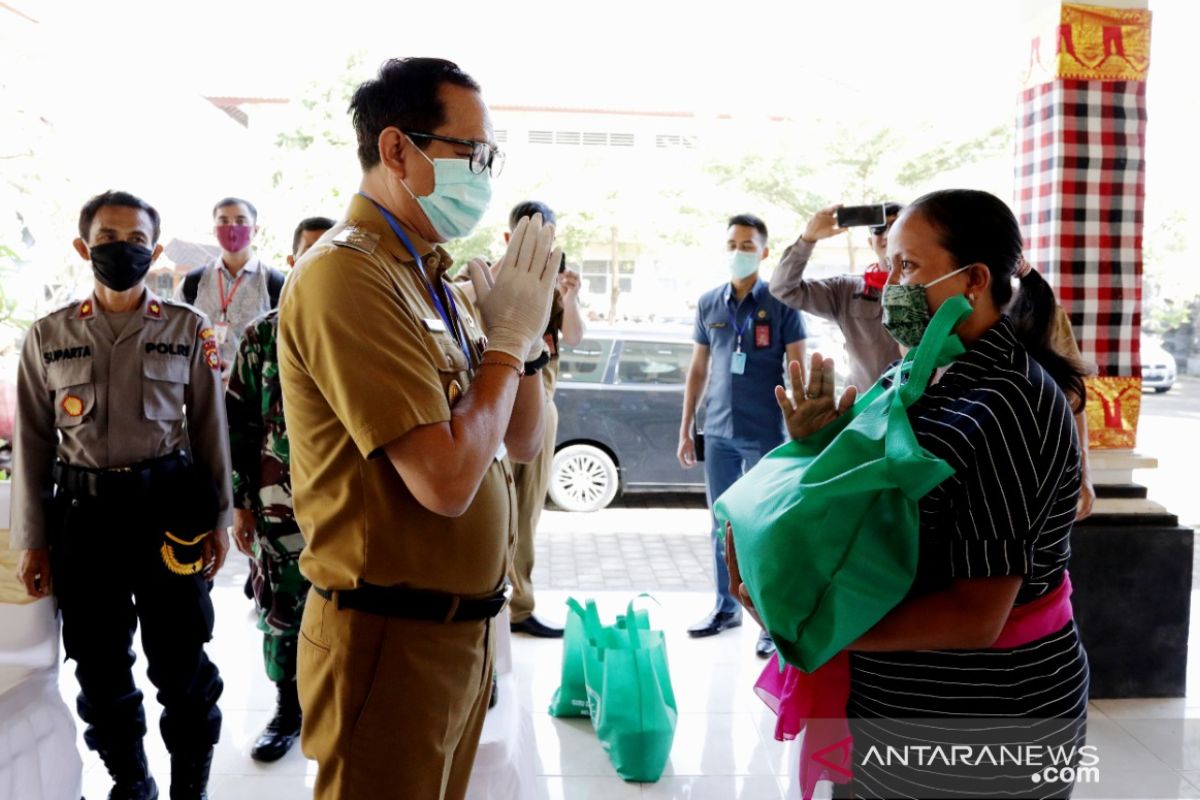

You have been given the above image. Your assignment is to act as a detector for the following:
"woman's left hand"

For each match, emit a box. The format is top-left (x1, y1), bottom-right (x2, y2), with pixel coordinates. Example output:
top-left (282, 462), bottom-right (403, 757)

top-left (724, 522), bottom-right (764, 629)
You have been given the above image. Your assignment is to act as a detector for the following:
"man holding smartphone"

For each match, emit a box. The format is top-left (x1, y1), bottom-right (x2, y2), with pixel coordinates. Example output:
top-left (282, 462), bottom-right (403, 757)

top-left (769, 202), bottom-right (902, 393)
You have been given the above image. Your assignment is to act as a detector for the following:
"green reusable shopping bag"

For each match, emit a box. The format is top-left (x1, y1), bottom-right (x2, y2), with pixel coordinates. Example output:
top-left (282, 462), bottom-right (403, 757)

top-left (714, 295), bottom-right (972, 673)
top-left (549, 598), bottom-right (600, 717)
top-left (549, 599), bottom-right (655, 718)
top-left (580, 597), bottom-right (677, 783)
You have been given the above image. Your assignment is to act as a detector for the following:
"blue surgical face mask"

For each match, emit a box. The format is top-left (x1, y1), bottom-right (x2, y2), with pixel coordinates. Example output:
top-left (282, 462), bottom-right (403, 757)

top-left (403, 139), bottom-right (492, 240)
top-left (728, 249), bottom-right (760, 279)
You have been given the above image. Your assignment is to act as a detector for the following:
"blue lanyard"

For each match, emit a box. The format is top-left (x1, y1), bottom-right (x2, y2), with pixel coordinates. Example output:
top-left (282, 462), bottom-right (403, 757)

top-left (727, 297), bottom-right (753, 352)
top-left (360, 193), bottom-right (472, 366)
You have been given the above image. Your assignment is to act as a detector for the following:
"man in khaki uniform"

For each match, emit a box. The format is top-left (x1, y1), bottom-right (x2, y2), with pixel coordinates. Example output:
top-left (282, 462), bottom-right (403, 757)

top-left (11, 190), bottom-right (232, 800)
top-left (499, 201), bottom-right (585, 638)
top-left (278, 58), bottom-right (559, 800)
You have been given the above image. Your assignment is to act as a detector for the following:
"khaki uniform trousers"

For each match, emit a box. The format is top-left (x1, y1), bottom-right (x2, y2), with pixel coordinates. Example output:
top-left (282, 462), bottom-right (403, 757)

top-left (298, 589), bottom-right (494, 800)
top-left (509, 397), bottom-right (558, 622)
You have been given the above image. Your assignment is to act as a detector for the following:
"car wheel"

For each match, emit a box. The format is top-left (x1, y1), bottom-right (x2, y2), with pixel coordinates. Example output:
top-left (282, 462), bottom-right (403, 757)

top-left (549, 444), bottom-right (619, 512)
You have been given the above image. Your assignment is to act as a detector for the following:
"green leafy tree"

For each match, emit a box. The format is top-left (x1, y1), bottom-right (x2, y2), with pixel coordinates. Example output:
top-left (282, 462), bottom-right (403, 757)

top-left (266, 52), bottom-right (370, 265)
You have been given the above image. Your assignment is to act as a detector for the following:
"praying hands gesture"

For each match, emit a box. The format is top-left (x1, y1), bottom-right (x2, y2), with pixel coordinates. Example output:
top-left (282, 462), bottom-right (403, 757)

top-left (775, 354), bottom-right (857, 441)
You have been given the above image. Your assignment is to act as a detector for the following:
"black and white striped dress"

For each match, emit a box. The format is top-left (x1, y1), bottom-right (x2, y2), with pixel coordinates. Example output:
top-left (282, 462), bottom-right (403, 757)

top-left (847, 317), bottom-right (1089, 800)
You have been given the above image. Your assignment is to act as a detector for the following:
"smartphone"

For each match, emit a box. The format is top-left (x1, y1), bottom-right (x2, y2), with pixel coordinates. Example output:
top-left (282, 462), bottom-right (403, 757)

top-left (836, 204), bottom-right (887, 229)
top-left (558, 253), bottom-right (567, 274)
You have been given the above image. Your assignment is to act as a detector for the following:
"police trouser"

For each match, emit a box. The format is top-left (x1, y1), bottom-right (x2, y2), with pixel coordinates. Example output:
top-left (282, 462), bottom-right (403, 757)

top-left (51, 468), bottom-right (223, 755)
top-left (509, 398), bottom-right (558, 622)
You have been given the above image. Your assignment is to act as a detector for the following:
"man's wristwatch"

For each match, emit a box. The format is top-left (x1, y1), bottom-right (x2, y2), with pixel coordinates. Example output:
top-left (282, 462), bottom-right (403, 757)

top-left (523, 349), bottom-right (551, 376)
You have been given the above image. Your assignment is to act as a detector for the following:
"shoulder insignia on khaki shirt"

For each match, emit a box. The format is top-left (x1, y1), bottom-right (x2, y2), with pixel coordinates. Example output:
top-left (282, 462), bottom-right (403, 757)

top-left (331, 226), bottom-right (380, 255)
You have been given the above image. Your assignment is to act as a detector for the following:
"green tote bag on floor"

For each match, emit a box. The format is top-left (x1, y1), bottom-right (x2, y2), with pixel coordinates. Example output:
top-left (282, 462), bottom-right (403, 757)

top-left (549, 599), bottom-right (653, 718)
top-left (580, 596), bottom-right (677, 783)
top-left (549, 598), bottom-right (601, 717)
top-left (714, 295), bottom-right (972, 673)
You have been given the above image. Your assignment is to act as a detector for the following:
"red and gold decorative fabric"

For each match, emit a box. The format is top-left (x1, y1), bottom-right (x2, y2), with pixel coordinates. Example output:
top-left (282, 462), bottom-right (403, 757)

top-left (1014, 3), bottom-right (1151, 448)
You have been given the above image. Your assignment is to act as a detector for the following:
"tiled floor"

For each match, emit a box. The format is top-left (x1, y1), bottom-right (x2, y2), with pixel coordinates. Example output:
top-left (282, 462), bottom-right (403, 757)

top-left (62, 499), bottom-right (1200, 798)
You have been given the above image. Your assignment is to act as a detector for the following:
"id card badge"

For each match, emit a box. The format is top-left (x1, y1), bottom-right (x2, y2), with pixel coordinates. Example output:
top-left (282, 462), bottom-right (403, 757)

top-left (755, 323), bottom-right (771, 349)
top-left (214, 321), bottom-right (230, 345)
top-left (731, 351), bottom-right (747, 375)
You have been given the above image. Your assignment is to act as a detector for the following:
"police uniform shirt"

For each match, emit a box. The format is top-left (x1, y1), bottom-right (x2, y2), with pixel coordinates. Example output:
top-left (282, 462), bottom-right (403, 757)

top-left (694, 278), bottom-right (806, 446)
top-left (278, 193), bottom-right (516, 597)
top-left (769, 238), bottom-right (901, 392)
top-left (10, 291), bottom-right (235, 549)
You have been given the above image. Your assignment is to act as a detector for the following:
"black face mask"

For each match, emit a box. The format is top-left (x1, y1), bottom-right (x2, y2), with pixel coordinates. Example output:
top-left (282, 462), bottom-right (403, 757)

top-left (90, 241), bottom-right (154, 291)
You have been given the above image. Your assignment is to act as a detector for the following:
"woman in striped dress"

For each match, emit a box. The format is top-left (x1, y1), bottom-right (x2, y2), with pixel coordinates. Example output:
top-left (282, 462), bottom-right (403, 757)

top-left (740, 189), bottom-right (1090, 799)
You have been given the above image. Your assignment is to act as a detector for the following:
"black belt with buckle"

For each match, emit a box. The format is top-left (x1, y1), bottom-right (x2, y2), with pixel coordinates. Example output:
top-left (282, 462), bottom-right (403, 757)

top-left (53, 450), bottom-right (192, 499)
top-left (314, 582), bottom-right (511, 623)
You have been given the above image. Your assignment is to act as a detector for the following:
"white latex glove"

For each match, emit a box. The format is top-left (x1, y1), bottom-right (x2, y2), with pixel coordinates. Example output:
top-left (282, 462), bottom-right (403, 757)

top-left (467, 214), bottom-right (560, 362)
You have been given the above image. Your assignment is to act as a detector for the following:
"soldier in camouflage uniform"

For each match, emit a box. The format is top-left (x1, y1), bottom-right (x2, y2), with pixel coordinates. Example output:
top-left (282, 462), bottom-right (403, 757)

top-left (225, 216), bottom-right (333, 763)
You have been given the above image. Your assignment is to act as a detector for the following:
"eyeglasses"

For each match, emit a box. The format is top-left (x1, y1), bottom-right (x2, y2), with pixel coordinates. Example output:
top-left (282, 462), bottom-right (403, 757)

top-left (406, 131), bottom-right (505, 177)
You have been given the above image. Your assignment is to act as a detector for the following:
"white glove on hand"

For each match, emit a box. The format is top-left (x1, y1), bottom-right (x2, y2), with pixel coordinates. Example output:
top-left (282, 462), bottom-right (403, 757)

top-left (468, 214), bottom-right (560, 363)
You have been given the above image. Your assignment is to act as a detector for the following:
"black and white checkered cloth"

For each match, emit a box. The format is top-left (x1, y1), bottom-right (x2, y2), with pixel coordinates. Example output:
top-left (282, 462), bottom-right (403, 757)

top-left (1014, 78), bottom-right (1147, 377)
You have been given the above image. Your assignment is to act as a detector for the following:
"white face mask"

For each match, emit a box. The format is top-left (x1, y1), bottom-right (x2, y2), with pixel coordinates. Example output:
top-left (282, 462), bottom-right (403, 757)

top-left (728, 249), bottom-right (760, 279)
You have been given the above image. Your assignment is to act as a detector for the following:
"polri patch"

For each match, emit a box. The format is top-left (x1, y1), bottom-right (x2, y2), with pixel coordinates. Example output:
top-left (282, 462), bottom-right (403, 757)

top-left (145, 342), bottom-right (190, 357)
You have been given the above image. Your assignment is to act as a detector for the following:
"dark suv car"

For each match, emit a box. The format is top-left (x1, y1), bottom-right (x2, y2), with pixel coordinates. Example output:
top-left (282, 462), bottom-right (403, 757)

top-left (550, 327), bottom-right (705, 511)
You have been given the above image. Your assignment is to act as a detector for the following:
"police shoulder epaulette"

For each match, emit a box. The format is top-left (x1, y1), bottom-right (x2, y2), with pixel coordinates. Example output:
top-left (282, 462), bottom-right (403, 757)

top-left (156, 296), bottom-right (195, 315)
top-left (46, 298), bottom-right (82, 319)
top-left (159, 297), bottom-right (210, 326)
top-left (331, 226), bottom-right (380, 255)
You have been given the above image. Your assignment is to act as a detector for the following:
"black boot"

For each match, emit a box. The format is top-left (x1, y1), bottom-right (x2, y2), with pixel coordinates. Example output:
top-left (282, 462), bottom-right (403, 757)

top-left (169, 749), bottom-right (213, 800)
top-left (250, 680), bottom-right (302, 763)
top-left (99, 741), bottom-right (159, 800)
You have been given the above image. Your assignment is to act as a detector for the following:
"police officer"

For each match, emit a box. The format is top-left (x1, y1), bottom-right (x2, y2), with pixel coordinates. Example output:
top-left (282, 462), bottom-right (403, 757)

top-left (678, 213), bottom-right (807, 658)
top-left (12, 191), bottom-right (232, 800)
top-left (278, 58), bottom-right (558, 800)
top-left (226, 215), bottom-right (334, 763)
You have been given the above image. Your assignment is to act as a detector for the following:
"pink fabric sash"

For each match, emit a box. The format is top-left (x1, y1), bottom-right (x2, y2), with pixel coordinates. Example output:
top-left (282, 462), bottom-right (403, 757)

top-left (754, 573), bottom-right (1075, 800)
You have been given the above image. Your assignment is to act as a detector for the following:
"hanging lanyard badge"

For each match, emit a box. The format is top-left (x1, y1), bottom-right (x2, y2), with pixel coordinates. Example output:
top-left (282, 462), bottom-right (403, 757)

top-left (360, 193), bottom-right (473, 368)
top-left (728, 304), bottom-right (751, 375)
top-left (214, 269), bottom-right (246, 344)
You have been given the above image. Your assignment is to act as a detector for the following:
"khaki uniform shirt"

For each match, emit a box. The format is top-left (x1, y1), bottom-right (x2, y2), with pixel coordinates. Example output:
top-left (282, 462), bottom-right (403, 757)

top-left (278, 194), bottom-right (516, 596)
top-left (540, 290), bottom-right (565, 398)
top-left (11, 290), bottom-right (234, 549)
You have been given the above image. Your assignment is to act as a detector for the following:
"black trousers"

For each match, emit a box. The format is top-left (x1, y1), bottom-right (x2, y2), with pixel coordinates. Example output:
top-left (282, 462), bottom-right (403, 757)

top-left (51, 489), bottom-right (223, 755)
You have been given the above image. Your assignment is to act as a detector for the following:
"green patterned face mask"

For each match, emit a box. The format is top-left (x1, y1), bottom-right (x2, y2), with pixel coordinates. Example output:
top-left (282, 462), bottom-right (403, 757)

top-left (880, 266), bottom-right (971, 348)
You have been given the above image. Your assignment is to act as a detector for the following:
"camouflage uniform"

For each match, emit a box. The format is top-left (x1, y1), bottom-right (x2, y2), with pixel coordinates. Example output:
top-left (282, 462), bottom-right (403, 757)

top-left (226, 310), bottom-right (308, 684)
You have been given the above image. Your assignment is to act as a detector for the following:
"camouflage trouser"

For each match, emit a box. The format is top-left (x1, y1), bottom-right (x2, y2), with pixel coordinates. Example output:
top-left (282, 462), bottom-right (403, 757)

top-left (249, 521), bottom-right (309, 684)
